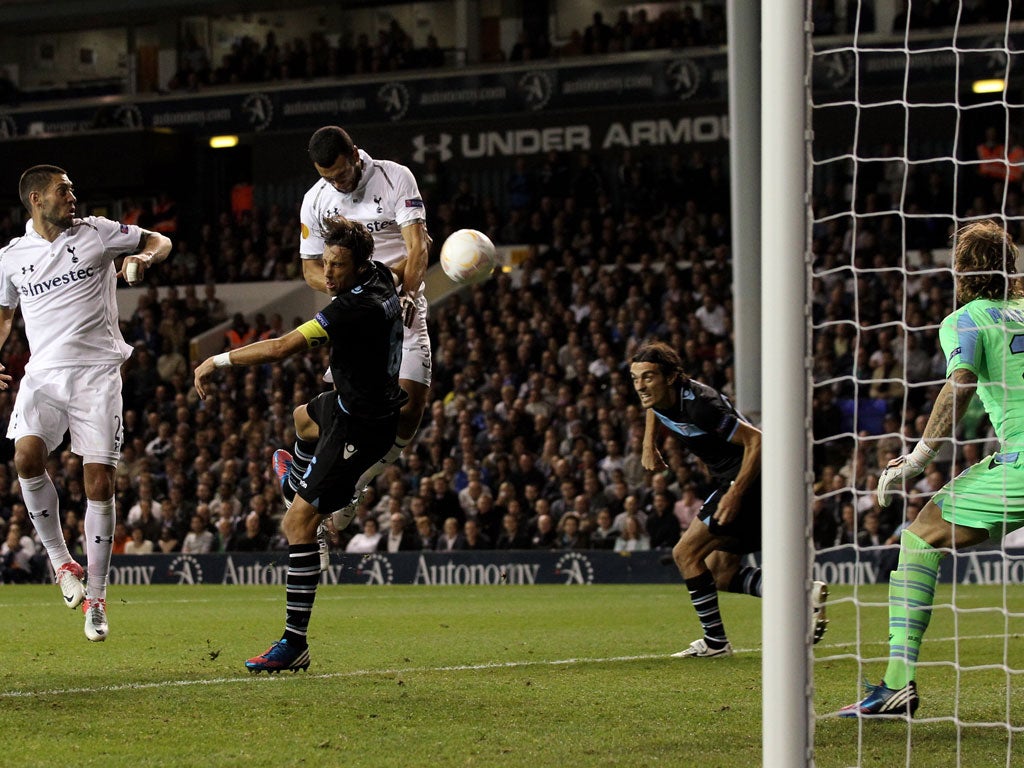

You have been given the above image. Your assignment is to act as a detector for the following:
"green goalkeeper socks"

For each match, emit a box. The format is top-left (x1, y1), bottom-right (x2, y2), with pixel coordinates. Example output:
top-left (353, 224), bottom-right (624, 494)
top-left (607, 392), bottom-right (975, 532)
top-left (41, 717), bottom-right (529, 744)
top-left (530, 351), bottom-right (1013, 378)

top-left (883, 530), bottom-right (942, 689)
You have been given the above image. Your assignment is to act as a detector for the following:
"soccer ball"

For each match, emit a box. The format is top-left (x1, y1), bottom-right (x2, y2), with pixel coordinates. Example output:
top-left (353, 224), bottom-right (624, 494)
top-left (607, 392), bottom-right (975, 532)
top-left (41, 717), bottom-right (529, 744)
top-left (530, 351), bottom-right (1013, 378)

top-left (440, 229), bottom-right (497, 284)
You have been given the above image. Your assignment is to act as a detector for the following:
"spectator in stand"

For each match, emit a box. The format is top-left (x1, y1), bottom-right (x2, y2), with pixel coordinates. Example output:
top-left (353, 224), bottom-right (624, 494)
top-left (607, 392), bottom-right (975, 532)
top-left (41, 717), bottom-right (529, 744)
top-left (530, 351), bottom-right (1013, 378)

top-left (345, 517), bottom-right (382, 553)
top-left (458, 476), bottom-right (491, 520)
top-left (435, 516), bottom-right (465, 551)
top-left (224, 313), bottom-right (257, 349)
top-left (1, 522), bottom-right (36, 582)
top-left (156, 522), bottom-right (179, 553)
top-left (181, 513), bottom-right (215, 554)
top-left (857, 510), bottom-right (886, 548)
top-left (415, 515), bottom-right (438, 550)
top-left (377, 512), bottom-right (421, 553)
top-left (202, 283), bottom-right (227, 325)
top-left (614, 515), bottom-right (650, 552)
top-left (646, 490), bottom-right (682, 549)
top-left (462, 518), bottom-right (491, 550)
top-left (495, 512), bottom-right (531, 549)
top-left (612, 494), bottom-right (646, 534)
top-left (589, 508), bottom-right (619, 550)
top-left (694, 291), bottom-right (729, 338)
top-left (426, 472), bottom-right (461, 525)
top-left (556, 512), bottom-right (588, 550)
top-left (157, 338), bottom-right (188, 383)
top-left (583, 11), bottom-right (613, 54)
top-left (835, 502), bottom-right (858, 547)
top-left (474, 492), bottom-right (503, 543)
top-left (674, 483), bottom-right (703, 531)
top-left (530, 513), bottom-right (557, 549)
top-left (227, 511), bottom-right (272, 552)
top-left (124, 526), bottom-right (155, 555)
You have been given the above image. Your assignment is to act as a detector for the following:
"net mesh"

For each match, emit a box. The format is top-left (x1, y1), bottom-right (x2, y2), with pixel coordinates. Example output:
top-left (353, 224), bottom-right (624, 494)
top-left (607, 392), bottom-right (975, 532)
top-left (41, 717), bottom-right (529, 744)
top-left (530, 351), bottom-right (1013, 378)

top-left (809, 3), bottom-right (1024, 763)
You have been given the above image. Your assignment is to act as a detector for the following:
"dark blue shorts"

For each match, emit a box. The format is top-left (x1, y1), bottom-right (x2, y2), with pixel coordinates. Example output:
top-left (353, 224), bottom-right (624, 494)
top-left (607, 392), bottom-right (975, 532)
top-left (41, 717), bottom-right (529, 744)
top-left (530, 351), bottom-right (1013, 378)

top-left (295, 391), bottom-right (399, 512)
top-left (697, 474), bottom-right (762, 555)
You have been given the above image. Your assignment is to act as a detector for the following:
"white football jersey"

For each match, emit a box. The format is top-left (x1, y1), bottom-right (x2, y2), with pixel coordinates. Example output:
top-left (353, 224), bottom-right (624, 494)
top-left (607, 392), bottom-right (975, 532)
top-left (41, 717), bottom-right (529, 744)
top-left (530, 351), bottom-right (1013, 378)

top-left (0, 216), bottom-right (142, 371)
top-left (299, 149), bottom-right (426, 269)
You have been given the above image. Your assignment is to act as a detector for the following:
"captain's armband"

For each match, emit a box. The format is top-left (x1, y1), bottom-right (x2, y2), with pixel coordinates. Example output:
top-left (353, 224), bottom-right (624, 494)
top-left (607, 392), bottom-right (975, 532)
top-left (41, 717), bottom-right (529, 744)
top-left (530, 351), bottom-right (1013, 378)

top-left (297, 319), bottom-right (330, 348)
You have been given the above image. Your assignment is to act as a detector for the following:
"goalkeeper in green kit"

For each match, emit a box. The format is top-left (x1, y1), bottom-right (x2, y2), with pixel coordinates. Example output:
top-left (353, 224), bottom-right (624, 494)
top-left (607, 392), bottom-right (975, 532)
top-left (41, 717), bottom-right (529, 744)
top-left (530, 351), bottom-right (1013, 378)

top-left (841, 220), bottom-right (1024, 718)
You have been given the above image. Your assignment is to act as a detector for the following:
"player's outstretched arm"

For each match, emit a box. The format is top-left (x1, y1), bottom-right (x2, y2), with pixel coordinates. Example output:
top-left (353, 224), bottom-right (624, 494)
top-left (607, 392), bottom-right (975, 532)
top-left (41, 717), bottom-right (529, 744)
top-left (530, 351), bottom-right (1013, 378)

top-left (194, 329), bottom-right (309, 399)
top-left (877, 368), bottom-right (977, 507)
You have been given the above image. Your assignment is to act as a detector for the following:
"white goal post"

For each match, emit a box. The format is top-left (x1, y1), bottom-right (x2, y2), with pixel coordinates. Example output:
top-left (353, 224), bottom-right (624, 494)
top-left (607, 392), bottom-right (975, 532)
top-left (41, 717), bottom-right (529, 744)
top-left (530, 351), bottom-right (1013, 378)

top-left (760, 0), bottom-right (812, 765)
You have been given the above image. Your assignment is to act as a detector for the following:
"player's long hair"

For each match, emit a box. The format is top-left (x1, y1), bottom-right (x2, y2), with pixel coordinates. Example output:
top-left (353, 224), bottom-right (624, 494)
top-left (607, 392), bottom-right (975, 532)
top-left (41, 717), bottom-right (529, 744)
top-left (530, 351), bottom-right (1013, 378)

top-left (631, 341), bottom-right (688, 383)
top-left (18, 164), bottom-right (66, 211)
top-left (322, 215), bottom-right (374, 265)
top-left (308, 126), bottom-right (354, 166)
top-left (953, 220), bottom-right (1024, 303)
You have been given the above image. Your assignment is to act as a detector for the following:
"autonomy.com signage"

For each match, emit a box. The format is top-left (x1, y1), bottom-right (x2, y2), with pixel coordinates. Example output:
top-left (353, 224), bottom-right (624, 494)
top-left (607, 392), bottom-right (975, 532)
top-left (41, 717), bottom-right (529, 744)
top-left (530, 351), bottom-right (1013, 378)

top-left (94, 547), bottom-right (1024, 586)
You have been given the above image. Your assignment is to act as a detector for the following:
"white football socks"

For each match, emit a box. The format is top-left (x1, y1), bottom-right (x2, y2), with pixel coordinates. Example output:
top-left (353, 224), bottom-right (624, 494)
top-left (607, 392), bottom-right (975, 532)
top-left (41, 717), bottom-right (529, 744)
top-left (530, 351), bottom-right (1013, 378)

top-left (84, 498), bottom-right (115, 601)
top-left (20, 473), bottom-right (71, 568)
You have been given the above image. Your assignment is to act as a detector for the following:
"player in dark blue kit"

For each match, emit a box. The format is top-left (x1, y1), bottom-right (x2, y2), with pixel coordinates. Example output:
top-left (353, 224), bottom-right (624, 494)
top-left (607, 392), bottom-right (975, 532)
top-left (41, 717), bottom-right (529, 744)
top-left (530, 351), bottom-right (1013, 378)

top-left (194, 215), bottom-right (407, 672)
top-left (631, 341), bottom-right (826, 657)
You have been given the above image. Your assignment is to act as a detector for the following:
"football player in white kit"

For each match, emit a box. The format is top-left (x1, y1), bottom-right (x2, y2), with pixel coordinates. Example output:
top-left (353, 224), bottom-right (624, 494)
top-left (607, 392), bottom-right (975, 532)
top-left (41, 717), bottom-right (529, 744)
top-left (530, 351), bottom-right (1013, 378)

top-left (0, 165), bottom-right (171, 641)
top-left (298, 126), bottom-right (431, 539)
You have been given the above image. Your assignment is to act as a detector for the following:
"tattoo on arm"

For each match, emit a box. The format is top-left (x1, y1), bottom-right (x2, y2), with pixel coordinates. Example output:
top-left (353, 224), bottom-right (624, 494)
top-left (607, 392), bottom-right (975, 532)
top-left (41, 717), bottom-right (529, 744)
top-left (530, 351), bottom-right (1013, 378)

top-left (922, 369), bottom-right (977, 445)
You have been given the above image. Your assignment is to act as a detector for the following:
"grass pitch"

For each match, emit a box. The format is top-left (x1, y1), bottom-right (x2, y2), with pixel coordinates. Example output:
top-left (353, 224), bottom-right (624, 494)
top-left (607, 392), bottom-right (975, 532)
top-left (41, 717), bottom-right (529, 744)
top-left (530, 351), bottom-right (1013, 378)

top-left (1, 583), bottom-right (1022, 767)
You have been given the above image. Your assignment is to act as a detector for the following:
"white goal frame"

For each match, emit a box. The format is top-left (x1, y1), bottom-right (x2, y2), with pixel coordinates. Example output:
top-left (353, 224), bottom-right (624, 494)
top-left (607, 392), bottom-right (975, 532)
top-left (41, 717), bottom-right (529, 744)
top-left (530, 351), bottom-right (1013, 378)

top-left (759, 0), bottom-right (812, 765)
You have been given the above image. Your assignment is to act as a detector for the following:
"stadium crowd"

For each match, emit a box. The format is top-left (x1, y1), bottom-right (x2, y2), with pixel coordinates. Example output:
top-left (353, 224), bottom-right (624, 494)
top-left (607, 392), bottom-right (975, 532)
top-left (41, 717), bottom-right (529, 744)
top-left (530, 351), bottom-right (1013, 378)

top-left (0, 143), bottom-right (740, 578)
top-left (1, 128), bottom-right (1019, 584)
top-left (0, 119), bottom-right (1020, 582)
top-left (166, 6), bottom-right (726, 93)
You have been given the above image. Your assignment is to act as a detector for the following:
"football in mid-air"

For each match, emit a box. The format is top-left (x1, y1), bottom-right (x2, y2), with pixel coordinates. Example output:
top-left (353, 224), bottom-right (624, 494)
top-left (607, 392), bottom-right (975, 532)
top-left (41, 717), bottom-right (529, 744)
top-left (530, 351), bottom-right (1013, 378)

top-left (440, 229), bottom-right (497, 284)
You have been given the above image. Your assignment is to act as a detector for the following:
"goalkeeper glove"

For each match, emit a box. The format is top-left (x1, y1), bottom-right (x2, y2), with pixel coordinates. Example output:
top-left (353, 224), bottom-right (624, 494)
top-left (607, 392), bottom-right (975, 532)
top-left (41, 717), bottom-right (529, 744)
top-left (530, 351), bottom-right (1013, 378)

top-left (877, 441), bottom-right (937, 507)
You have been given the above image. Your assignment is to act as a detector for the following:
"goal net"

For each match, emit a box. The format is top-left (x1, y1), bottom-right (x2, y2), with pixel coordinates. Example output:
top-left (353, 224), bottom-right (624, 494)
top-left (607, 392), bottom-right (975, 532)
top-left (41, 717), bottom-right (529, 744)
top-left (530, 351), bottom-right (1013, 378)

top-left (808, 3), bottom-right (1024, 764)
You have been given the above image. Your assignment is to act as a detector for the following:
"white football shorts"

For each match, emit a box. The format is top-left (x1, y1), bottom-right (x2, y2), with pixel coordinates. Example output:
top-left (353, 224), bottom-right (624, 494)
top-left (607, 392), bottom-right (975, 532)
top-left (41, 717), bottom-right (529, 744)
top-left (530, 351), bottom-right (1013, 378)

top-left (7, 364), bottom-right (124, 466)
top-left (400, 292), bottom-right (432, 387)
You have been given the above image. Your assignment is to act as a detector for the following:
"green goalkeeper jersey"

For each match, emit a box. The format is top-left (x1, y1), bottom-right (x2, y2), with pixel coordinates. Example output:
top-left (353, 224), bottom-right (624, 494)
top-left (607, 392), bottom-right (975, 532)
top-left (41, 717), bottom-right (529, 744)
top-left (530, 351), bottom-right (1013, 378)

top-left (939, 297), bottom-right (1024, 449)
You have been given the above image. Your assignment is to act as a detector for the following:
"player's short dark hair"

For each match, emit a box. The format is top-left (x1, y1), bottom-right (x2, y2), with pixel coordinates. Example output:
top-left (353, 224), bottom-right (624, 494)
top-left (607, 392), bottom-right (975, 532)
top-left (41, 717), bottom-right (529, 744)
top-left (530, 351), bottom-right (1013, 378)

top-left (18, 164), bottom-right (66, 212)
top-left (322, 215), bottom-right (374, 264)
top-left (953, 220), bottom-right (1023, 302)
top-left (308, 126), bottom-right (355, 167)
top-left (632, 340), bottom-right (686, 380)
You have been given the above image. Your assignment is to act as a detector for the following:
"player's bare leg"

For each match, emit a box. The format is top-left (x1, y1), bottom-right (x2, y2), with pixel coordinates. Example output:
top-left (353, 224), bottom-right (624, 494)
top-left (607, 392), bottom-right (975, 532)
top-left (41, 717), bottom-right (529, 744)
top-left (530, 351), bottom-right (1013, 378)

top-left (396, 378), bottom-right (428, 443)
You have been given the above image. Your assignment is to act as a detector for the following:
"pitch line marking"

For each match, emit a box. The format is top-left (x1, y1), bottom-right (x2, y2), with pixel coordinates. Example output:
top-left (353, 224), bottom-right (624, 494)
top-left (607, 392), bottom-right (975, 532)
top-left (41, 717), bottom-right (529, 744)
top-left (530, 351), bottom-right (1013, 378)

top-left (3, 633), bottom-right (1017, 699)
top-left (0, 653), bottom-right (667, 699)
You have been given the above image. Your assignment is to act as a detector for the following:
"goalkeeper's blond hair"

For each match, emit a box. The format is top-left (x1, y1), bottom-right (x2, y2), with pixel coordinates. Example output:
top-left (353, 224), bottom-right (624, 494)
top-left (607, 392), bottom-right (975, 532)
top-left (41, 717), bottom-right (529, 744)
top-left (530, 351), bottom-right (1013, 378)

top-left (953, 220), bottom-right (1023, 304)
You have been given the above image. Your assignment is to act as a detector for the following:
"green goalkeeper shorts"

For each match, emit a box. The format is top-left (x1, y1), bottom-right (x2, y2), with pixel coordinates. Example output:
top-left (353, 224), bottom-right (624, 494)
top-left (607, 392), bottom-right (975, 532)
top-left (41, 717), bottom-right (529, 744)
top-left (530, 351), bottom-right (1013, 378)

top-left (933, 451), bottom-right (1024, 539)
